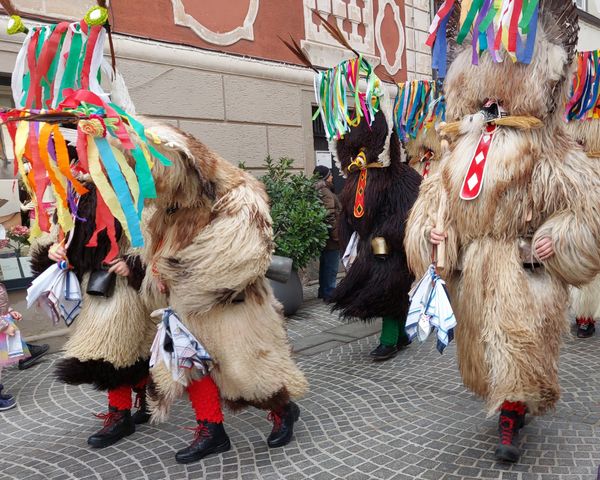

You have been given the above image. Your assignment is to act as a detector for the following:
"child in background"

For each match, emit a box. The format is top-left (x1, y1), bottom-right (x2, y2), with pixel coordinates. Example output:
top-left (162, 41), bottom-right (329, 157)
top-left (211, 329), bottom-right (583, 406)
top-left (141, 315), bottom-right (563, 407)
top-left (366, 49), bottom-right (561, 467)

top-left (0, 282), bottom-right (29, 411)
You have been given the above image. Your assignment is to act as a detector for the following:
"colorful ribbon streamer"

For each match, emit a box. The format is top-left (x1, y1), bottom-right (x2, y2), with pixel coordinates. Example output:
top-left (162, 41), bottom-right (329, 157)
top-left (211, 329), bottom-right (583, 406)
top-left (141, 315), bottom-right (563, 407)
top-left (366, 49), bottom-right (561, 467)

top-left (393, 80), bottom-right (446, 142)
top-left (566, 50), bottom-right (600, 122)
top-left (427, 0), bottom-right (540, 78)
top-left (314, 56), bottom-right (383, 140)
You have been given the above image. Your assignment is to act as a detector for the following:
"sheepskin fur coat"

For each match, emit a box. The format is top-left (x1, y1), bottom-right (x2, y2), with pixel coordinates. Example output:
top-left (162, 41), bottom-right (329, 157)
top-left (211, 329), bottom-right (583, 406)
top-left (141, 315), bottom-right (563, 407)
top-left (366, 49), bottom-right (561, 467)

top-left (139, 122), bottom-right (308, 421)
top-left (405, 1), bottom-right (600, 416)
top-left (566, 118), bottom-right (600, 321)
top-left (329, 110), bottom-right (422, 320)
top-left (29, 184), bottom-right (155, 390)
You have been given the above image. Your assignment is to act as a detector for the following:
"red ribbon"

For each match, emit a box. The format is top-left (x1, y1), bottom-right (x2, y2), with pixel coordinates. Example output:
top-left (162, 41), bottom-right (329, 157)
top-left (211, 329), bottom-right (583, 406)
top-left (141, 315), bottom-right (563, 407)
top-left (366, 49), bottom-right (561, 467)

top-left (25, 30), bottom-right (41, 109)
top-left (87, 189), bottom-right (119, 263)
top-left (80, 26), bottom-right (102, 91)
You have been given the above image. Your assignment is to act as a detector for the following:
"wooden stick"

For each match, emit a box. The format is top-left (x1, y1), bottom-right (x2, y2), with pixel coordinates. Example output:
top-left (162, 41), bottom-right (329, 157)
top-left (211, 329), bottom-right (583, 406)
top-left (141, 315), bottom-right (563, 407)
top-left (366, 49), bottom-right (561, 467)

top-left (435, 191), bottom-right (446, 270)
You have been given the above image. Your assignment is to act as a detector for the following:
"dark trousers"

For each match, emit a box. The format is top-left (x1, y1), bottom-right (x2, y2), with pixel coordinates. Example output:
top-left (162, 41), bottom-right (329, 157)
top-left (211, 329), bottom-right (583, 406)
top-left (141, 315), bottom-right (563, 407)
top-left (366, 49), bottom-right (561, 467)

top-left (318, 249), bottom-right (340, 300)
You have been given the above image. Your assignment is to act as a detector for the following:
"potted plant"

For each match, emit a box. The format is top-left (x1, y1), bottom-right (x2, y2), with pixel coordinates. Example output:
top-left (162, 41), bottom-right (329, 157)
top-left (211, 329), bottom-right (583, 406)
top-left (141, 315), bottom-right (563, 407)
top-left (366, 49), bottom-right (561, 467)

top-left (259, 156), bottom-right (329, 316)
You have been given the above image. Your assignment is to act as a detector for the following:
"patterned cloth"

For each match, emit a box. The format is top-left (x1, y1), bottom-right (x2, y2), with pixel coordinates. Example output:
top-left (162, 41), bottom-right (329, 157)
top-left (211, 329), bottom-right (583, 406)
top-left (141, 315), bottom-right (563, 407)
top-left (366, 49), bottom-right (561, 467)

top-left (26, 263), bottom-right (82, 327)
top-left (406, 264), bottom-right (456, 353)
top-left (0, 316), bottom-right (30, 366)
top-left (149, 308), bottom-right (212, 385)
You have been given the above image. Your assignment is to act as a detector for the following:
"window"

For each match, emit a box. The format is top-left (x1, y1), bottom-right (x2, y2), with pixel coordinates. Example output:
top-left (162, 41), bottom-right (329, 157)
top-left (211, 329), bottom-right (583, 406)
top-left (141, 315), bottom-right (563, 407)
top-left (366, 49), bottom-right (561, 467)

top-left (0, 76), bottom-right (33, 290)
top-left (576, 0), bottom-right (588, 10)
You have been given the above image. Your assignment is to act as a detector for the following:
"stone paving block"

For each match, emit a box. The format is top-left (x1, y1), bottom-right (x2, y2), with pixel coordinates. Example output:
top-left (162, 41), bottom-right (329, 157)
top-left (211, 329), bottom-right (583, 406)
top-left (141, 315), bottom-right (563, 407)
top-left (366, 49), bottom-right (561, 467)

top-left (293, 332), bottom-right (357, 353)
top-left (1, 284), bottom-right (600, 480)
top-left (294, 340), bottom-right (346, 356)
top-left (325, 318), bottom-right (383, 339)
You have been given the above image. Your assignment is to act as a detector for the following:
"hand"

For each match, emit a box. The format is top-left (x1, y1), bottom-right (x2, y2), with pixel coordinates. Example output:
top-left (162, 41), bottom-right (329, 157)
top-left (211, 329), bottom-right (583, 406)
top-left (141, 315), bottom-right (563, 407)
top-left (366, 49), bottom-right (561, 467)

top-left (6, 323), bottom-right (16, 336)
top-left (49, 244), bottom-right (67, 263)
top-left (430, 228), bottom-right (447, 245)
top-left (534, 236), bottom-right (555, 261)
top-left (157, 278), bottom-right (168, 294)
top-left (9, 310), bottom-right (22, 322)
top-left (108, 259), bottom-right (130, 277)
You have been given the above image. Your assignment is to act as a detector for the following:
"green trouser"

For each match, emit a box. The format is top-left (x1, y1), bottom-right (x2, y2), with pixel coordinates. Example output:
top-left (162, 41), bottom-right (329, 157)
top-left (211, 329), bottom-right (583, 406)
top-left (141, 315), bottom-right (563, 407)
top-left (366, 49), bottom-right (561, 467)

top-left (379, 315), bottom-right (409, 346)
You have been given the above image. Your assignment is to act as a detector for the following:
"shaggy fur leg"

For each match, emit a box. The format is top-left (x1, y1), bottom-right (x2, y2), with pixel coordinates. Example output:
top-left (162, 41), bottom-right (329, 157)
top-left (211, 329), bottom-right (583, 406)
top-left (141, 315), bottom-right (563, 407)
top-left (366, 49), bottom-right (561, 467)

top-left (187, 376), bottom-right (224, 423)
top-left (108, 386), bottom-right (133, 410)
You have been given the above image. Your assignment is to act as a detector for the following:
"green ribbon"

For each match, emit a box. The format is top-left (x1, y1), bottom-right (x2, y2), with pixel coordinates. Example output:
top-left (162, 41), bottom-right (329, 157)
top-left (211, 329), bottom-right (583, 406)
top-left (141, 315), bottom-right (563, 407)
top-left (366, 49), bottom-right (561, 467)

top-left (519, 0), bottom-right (539, 34)
top-left (457, 0), bottom-right (484, 45)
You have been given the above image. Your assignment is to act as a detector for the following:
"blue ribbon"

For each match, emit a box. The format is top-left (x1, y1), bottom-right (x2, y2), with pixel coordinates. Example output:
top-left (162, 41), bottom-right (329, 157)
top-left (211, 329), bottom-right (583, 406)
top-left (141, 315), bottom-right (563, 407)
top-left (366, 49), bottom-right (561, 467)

top-left (94, 137), bottom-right (144, 247)
top-left (432, 7), bottom-right (452, 78)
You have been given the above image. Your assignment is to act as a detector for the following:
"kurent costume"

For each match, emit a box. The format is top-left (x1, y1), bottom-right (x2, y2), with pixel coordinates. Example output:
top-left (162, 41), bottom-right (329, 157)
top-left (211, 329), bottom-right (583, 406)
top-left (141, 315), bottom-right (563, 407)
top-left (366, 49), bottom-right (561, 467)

top-left (6, 5), bottom-right (170, 449)
top-left (395, 80), bottom-right (446, 179)
top-left (406, 0), bottom-right (600, 463)
top-left (565, 50), bottom-right (600, 339)
top-left (141, 122), bottom-right (308, 464)
top-left (289, 21), bottom-right (421, 361)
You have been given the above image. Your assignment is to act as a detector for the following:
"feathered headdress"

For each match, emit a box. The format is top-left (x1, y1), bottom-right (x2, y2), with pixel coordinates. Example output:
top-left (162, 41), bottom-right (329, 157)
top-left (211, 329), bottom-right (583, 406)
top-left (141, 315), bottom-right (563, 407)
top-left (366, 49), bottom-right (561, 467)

top-left (282, 12), bottom-right (395, 169)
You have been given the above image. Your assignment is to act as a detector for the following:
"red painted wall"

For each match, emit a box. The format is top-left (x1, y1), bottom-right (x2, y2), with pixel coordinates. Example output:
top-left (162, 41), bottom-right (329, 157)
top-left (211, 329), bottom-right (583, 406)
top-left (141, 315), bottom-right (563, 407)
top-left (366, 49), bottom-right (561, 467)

top-left (109, 0), bottom-right (408, 82)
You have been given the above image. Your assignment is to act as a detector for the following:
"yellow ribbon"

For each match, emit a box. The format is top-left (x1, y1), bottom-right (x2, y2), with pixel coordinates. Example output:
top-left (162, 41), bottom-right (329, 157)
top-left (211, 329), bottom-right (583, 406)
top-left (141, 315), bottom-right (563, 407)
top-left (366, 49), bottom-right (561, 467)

top-left (87, 139), bottom-right (131, 242)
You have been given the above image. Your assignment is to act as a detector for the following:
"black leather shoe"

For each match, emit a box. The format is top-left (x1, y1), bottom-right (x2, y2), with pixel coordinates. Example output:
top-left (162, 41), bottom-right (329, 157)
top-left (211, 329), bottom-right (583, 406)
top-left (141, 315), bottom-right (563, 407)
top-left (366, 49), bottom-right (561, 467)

top-left (18, 343), bottom-right (49, 370)
top-left (267, 401), bottom-right (300, 448)
top-left (369, 344), bottom-right (399, 361)
top-left (131, 388), bottom-right (151, 425)
top-left (87, 407), bottom-right (135, 448)
top-left (175, 421), bottom-right (231, 464)
top-left (494, 410), bottom-right (525, 463)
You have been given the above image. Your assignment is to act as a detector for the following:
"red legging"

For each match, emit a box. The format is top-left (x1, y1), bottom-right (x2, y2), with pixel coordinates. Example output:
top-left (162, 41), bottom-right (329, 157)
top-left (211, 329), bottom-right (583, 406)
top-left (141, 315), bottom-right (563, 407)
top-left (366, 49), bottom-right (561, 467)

top-left (107, 377), bottom-right (148, 411)
top-left (187, 376), bottom-right (224, 423)
top-left (108, 386), bottom-right (132, 410)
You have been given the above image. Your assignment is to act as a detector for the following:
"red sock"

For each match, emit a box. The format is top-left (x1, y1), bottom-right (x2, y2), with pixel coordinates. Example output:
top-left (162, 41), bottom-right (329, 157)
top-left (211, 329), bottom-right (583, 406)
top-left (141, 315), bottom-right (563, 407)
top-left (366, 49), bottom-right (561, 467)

top-left (108, 386), bottom-right (133, 410)
top-left (500, 400), bottom-right (526, 416)
top-left (187, 376), bottom-right (224, 423)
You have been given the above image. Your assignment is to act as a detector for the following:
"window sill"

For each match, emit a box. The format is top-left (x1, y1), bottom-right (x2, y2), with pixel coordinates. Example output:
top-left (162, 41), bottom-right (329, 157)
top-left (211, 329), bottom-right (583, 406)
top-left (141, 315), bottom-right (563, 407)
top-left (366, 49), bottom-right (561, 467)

top-left (578, 9), bottom-right (600, 29)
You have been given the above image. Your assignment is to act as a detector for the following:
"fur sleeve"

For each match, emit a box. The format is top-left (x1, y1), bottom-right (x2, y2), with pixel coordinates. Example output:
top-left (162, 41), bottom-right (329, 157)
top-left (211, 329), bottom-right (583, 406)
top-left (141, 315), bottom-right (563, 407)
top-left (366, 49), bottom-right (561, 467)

top-left (159, 182), bottom-right (273, 314)
top-left (404, 172), bottom-right (459, 277)
top-left (532, 150), bottom-right (600, 286)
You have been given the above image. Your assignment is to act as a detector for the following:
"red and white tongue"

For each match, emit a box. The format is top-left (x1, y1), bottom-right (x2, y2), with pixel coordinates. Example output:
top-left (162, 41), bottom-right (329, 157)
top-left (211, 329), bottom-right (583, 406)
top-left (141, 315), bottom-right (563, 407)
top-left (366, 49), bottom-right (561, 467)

top-left (460, 123), bottom-right (497, 201)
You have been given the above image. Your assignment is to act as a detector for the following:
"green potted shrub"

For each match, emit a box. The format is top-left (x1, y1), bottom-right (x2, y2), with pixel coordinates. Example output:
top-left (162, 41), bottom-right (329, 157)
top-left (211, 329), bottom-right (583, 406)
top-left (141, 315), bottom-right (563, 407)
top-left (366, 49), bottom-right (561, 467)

top-left (259, 156), bottom-right (329, 316)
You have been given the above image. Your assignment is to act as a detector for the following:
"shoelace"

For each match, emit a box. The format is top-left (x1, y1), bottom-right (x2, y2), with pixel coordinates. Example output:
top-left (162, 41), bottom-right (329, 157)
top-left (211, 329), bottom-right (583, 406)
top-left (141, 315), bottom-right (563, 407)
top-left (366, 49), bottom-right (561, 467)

top-left (182, 424), bottom-right (211, 442)
top-left (267, 411), bottom-right (283, 430)
top-left (577, 317), bottom-right (595, 327)
top-left (94, 411), bottom-right (121, 427)
top-left (499, 415), bottom-right (515, 445)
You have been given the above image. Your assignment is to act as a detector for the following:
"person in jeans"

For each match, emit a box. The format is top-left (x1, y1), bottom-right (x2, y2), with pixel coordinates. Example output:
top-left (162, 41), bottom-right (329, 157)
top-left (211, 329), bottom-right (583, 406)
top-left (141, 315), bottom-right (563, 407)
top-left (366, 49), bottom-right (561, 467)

top-left (313, 166), bottom-right (341, 302)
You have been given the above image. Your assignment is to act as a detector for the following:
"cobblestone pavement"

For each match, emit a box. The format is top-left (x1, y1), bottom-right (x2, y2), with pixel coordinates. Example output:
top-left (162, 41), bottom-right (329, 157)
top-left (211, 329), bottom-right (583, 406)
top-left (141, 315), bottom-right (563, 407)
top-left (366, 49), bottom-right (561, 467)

top-left (1, 286), bottom-right (600, 480)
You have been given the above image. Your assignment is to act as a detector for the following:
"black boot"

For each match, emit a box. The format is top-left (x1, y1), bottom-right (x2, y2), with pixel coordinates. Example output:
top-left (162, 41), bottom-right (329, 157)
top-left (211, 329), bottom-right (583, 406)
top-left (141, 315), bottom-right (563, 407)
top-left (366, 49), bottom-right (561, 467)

top-left (18, 343), bottom-right (49, 370)
top-left (369, 344), bottom-right (399, 361)
top-left (576, 317), bottom-right (596, 338)
top-left (267, 401), bottom-right (300, 448)
top-left (175, 420), bottom-right (231, 464)
top-left (494, 409), bottom-right (525, 463)
top-left (87, 407), bottom-right (135, 448)
top-left (131, 388), bottom-right (151, 425)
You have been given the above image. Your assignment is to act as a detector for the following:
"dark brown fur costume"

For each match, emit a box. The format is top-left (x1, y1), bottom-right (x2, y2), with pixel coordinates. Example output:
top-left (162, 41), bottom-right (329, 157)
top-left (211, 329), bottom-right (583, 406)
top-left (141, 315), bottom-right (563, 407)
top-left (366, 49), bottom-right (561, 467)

top-left (330, 111), bottom-right (422, 320)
